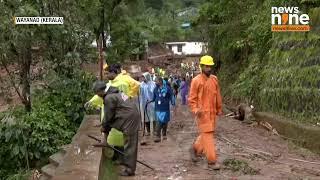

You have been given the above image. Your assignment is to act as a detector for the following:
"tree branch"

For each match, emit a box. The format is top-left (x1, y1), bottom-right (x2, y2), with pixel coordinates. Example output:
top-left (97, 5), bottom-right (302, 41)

top-left (0, 58), bottom-right (25, 103)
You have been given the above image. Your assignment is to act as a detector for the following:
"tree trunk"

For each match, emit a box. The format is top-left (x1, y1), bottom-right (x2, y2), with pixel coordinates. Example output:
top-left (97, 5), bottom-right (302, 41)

top-left (0, 58), bottom-right (24, 104)
top-left (20, 42), bottom-right (32, 112)
top-left (101, 2), bottom-right (106, 50)
top-left (98, 35), bottom-right (104, 80)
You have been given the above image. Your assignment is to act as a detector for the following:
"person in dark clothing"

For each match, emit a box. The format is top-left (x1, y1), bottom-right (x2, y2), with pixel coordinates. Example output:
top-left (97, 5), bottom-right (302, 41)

top-left (148, 77), bottom-right (175, 142)
top-left (172, 77), bottom-right (179, 99)
top-left (93, 81), bottom-right (140, 176)
top-left (163, 77), bottom-right (171, 88)
top-left (164, 76), bottom-right (176, 106)
top-left (179, 77), bottom-right (189, 105)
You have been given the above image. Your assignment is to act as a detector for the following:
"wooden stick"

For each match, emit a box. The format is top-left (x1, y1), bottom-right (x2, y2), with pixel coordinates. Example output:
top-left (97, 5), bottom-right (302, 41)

top-left (288, 158), bottom-right (320, 165)
top-left (245, 147), bottom-right (273, 157)
top-left (225, 113), bottom-right (234, 117)
top-left (218, 135), bottom-right (274, 157)
top-left (88, 134), bottom-right (155, 171)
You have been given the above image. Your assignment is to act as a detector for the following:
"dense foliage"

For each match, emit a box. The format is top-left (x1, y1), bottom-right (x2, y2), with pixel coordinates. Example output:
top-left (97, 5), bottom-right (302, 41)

top-left (0, 70), bottom-right (94, 179)
top-left (0, 0), bottom-right (205, 178)
top-left (0, 0), bottom-right (95, 178)
top-left (196, 0), bottom-right (320, 124)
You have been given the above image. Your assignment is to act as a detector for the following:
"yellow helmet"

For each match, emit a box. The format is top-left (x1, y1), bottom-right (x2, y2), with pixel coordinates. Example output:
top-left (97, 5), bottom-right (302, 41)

top-left (103, 64), bottom-right (108, 70)
top-left (200, 55), bottom-right (215, 66)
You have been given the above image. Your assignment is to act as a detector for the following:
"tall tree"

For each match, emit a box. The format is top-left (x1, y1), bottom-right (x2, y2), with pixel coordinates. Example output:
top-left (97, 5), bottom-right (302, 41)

top-left (0, 1), bottom-right (41, 111)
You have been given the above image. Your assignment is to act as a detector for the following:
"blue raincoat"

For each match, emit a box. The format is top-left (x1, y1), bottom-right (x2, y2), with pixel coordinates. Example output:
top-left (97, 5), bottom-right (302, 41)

top-left (152, 80), bottom-right (174, 124)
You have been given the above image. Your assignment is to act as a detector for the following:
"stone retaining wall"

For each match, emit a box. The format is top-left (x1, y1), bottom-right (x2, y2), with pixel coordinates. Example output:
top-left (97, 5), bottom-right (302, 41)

top-left (254, 112), bottom-right (320, 154)
top-left (41, 115), bottom-right (102, 180)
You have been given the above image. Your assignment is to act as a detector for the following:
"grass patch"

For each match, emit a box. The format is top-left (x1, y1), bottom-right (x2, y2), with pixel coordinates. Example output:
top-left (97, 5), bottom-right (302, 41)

top-left (223, 158), bottom-right (259, 175)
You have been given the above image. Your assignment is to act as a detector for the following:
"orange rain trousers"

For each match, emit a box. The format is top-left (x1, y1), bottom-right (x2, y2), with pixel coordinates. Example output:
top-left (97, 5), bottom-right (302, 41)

top-left (193, 132), bottom-right (216, 163)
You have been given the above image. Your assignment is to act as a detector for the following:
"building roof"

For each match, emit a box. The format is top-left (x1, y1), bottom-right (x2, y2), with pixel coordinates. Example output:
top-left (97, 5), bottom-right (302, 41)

top-left (165, 42), bottom-right (186, 45)
top-left (165, 42), bottom-right (207, 45)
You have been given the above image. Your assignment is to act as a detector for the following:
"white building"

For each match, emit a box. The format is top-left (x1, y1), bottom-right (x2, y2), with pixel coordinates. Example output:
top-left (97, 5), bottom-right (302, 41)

top-left (165, 42), bottom-right (207, 55)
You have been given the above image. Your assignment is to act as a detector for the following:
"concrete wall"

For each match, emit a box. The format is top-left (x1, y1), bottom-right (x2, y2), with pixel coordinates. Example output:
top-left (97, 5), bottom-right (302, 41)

top-left (171, 45), bottom-right (180, 55)
top-left (51, 115), bottom-right (102, 180)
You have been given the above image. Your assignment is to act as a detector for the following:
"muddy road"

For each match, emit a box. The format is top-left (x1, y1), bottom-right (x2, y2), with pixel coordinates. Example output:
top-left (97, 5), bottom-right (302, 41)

top-left (120, 98), bottom-right (320, 180)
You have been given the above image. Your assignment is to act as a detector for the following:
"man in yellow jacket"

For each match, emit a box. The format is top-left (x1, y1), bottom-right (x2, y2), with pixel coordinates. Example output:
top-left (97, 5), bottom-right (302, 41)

top-left (85, 63), bottom-right (140, 145)
top-left (111, 63), bottom-right (140, 98)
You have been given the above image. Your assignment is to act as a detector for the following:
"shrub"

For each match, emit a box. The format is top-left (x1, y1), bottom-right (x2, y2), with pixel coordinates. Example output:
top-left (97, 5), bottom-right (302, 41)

top-left (0, 70), bottom-right (95, 179)
top-left (0, 114), bottom-right (30, 178)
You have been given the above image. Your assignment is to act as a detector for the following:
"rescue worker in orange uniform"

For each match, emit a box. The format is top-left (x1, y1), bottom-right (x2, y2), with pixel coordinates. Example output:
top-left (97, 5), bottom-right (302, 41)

top-left (188, 55), bottom-right (223, 170)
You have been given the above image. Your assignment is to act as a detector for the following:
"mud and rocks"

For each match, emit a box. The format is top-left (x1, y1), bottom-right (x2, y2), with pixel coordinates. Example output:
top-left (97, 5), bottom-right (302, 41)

top-left (119, 98), bottom-right (320, 180)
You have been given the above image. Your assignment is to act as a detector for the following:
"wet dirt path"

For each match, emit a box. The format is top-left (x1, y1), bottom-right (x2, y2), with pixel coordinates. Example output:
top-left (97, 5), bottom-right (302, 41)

top-left (120, 100), bottom-right (320, 180)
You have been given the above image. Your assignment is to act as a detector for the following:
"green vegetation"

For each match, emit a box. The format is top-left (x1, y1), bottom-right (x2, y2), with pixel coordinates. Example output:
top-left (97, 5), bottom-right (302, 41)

top-left (196, 0), bottom-right (320, 124)
top-left (0, 71), bottom-right (94, 179)
top-left (0, 1), bottom-right (95, 178)
top-left (0, 0), bottom-right (204, 178)
top-left (223, 158), bottom-right (259, 175)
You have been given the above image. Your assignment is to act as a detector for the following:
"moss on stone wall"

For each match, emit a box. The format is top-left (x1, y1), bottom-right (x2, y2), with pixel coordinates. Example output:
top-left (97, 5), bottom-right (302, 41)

top-left (219, 6), bottom-right (320, 125)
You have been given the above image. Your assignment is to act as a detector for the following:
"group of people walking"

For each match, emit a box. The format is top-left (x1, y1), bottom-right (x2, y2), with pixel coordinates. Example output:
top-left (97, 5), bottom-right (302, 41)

top-left (84, 55), bottom-right (223, 176)
top-left (139, 72), bottom-right (190, 143)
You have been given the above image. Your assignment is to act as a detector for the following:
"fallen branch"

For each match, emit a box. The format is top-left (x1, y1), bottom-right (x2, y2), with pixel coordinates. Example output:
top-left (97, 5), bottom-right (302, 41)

top-left (245, 147), bottom-right (274, 157)
top-left (0, 59), bottom-right (24, 103)
top-left (288, 158), bottom-right (320, 166)
top-left (259, 121), bottom-right (279, 135)
top-left (218, 135), bottom-right (274, 157)
top-left (224, 113), bottom-right (234, 117)
top-left (258, 122), bottom-right (304, 143)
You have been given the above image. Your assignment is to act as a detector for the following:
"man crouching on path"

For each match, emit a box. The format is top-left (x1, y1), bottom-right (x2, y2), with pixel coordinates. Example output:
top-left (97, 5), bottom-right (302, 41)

top-left (188, 55), bottom-right (223, 170)
top-left (93, 81), bottom-right (140, 176)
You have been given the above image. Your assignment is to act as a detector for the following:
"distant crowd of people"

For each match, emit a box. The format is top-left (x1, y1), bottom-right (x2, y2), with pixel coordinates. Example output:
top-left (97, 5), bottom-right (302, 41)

top-left (84, 55), bottom-right (223, 176)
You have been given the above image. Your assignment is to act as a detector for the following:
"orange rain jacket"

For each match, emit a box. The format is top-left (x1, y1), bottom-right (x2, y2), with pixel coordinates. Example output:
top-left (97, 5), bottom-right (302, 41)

top-left (188, 74), bottom-right (222, 132)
